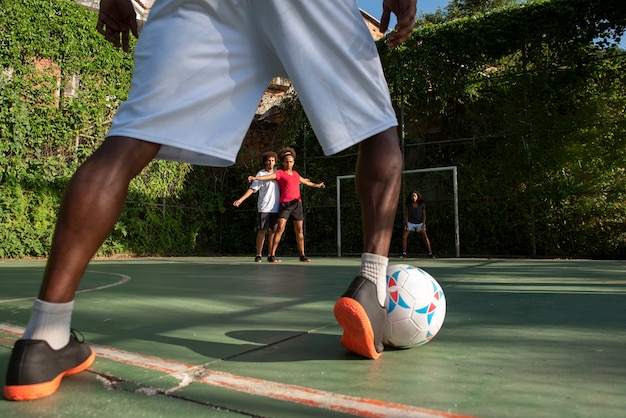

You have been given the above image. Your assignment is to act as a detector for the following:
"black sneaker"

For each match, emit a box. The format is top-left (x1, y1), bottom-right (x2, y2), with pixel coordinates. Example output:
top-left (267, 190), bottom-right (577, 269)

top-left (400, 252), bottom-right (407, 258)
top-left (4, 330), bottom-right (95, 401)
top-left (428, 253), bottom-right (435, 258)
top-left (299, 255), bottom-right (311, 262)
top-left (333, 276), bottom-right (385, 359)
top-left (254, 255), bottom-right (263, 263)
top-left (267, 255), bottom-right (281, 263)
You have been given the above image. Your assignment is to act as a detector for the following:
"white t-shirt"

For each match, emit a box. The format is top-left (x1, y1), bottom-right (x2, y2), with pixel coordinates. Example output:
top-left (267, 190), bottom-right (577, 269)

top-left (250, 169), bottom-right (280, 213)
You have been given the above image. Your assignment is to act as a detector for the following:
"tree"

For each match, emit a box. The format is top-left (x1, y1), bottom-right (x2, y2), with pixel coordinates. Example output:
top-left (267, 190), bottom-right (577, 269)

top-left (445, 0), bottom-right (521, 18)
top-left (418, 0), bottom-right (521, 25)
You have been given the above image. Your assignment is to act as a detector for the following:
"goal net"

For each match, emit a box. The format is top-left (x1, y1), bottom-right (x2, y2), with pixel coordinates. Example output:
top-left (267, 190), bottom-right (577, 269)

top-left (336, 166), bottom-right (459, 257)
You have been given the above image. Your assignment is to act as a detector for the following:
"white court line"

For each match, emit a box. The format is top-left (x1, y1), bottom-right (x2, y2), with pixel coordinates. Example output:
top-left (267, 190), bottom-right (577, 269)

top-left (0, 323), bottom-right (473, 418)
top-left (0, 271), bottom-right (131, 303)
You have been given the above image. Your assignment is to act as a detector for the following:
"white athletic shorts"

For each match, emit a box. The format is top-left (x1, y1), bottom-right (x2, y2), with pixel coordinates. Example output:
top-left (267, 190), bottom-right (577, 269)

top-left (107, 0), bottom-right (398, 167)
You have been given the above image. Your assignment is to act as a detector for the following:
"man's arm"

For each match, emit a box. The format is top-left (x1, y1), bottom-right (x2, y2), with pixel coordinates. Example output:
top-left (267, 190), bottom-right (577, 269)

top-left (96, 0), bottom-right (139, 52)
top-left (380, 0), bottom-right (417, 49)
top-left (233, 188), bottom-right (255, 208)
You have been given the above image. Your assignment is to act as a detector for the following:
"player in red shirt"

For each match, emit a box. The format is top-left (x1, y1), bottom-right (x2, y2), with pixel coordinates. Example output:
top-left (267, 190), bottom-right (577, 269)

top-left (248, 147), bottom-right (325, 262)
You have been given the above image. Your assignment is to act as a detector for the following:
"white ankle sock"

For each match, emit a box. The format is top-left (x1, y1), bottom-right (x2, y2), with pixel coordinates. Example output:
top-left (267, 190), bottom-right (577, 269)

top-left (22, 299), bottom-right (74, 350)
top-left (360, 253), bottom-right (389, 306)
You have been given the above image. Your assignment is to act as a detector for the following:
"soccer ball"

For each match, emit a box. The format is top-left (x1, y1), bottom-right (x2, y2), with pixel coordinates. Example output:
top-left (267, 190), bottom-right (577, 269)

top-left (383, 264), bottom-right (446, 348)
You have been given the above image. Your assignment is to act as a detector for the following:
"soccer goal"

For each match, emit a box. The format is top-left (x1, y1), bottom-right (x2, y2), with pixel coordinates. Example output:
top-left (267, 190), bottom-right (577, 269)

top-left (336, 166), bottom-right (460, 257)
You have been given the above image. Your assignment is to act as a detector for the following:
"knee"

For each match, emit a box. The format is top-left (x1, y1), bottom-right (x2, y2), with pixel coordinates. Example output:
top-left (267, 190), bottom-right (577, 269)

top-left (363, 130), bottom-right (402, 165)
top-left (87, 137), bottom-right (159, 180)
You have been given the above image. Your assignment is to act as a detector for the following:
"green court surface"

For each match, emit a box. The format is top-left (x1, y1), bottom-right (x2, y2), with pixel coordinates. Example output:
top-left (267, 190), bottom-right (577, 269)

top-left (1, 257), bottom-right (625, 417)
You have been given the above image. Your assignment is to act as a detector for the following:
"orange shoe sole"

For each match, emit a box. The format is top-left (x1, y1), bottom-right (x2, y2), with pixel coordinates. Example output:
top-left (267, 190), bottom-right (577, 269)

top-left (4, 347), bottom-right (96, 401)
top-left (334, 297), bottom-right (381, 359)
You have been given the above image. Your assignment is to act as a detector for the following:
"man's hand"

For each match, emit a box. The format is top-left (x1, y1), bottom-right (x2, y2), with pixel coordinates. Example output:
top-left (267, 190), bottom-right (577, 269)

top-left (96, 0), bottom-right (139, 52)
top-left (380, 0), bottom-right (417, 49)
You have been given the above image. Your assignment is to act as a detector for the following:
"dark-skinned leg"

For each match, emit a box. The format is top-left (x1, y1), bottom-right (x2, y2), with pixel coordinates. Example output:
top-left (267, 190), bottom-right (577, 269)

top-left (4, 137), bottom-right (160, 402)
top-left (255, 228), bottom-right (267, 256)
top-left (269, 217), bottom-right (287, 262)
top-left (421, 229), bottom-right (433, 255)
top-left (356, 130), bottom-right (402, 256)
top-left (334, 128), bottom-right (402, 359)
top-left (402, 229), bottom-right (410, 256)
top-left (294, 219), bottom-right (310, 262)
top-left (39, 137), bottom-right (161, 303)
top-left (267, 230), bottom-right (276, 256)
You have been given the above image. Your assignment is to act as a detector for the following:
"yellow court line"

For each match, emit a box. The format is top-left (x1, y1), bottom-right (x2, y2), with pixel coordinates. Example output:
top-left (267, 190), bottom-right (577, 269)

top-left (0, 323), bottom-right (473, 418)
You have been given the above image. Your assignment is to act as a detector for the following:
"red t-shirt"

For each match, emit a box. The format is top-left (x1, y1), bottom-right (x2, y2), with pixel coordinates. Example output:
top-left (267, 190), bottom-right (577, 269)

top-left (275, 169), bottom-right (302, 203)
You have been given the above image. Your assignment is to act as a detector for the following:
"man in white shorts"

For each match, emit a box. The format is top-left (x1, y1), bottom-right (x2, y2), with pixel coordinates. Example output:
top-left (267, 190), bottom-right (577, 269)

top-left (4, 0), bottom-right (417, 401)
top-left (233, 151), bottom-right (281, 263)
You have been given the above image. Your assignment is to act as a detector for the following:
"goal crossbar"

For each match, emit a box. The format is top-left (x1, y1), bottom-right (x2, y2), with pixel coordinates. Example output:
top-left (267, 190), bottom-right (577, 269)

top-left (336, 166), bottom-right (460, 257)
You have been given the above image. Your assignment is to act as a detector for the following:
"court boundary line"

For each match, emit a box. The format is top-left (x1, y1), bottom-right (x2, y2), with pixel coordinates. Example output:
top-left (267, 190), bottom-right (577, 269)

top-left (0, 271), bottom-right (131, 303)
top-left (0, 323), bottom-right (474, 418)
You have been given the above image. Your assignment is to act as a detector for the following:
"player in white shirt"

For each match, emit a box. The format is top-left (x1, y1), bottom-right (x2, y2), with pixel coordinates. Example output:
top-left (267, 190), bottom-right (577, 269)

top-left (233, 152), bottom-right (281, 263)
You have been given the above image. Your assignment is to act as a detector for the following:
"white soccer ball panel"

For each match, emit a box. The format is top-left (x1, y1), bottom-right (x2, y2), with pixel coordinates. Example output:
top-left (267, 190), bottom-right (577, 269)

top-left (383, 264), bottom-right (446, 348)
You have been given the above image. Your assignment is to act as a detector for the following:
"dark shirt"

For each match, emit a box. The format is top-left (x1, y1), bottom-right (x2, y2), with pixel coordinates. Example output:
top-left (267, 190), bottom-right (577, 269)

top-left (406, 202), bottom-right (425, 224)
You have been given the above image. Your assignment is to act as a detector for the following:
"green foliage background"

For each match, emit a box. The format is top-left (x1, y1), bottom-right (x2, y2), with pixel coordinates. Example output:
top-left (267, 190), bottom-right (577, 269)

top-left (0, 0), bottom-right (218, 258)
top-left (379, 0), bottom-right (626, 257)
top-left (1, 0), bottom-right (625, 259)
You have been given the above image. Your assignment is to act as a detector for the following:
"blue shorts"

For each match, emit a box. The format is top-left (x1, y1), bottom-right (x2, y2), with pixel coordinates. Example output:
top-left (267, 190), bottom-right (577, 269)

top-left (406, 222), bottom-right (425, 232)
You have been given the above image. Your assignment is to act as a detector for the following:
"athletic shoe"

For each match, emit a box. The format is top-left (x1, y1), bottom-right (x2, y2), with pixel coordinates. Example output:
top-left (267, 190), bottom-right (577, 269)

top-left (400, 252), bottom-right (407, 258)
top-left (4, 329), bottom-right (95, 401)
top-left (299, 256), bottom-right (311, 262)
top-left (428, 253), bottom-right (435, 258)
top-left (254, 255), bottom-right (263, 263)
top-left (267, 255), bottom-right (281, 263)
top-left (333, 276), bottom-right (385, 359)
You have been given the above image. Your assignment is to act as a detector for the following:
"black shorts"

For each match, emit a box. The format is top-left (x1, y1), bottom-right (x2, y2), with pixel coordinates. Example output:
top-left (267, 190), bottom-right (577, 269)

top-left (278, 200), bottom-right (304, 221)
top-left (258, 212), bottom-right (278, 231)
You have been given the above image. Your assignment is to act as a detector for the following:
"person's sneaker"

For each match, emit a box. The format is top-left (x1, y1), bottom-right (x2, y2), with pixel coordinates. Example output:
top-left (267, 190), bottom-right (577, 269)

top-left (267, 255), bottom-right (281, 263)
top-left (333, 276), bottom-right (385, 359)
top-left (299, 255), bottom-right (311, 262)
top-left (254, 255), bottom-right (263, 263)
top-left (4, 329), bottom-right (95, 401)
top-left (428, 253), bottom-right (435, 258)
top-left (400, 252), bottom-right (407, 258)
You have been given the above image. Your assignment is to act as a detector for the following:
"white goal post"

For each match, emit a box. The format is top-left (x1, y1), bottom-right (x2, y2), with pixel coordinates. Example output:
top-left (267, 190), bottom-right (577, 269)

top-left (336, 166), bottom-right (460, 257)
